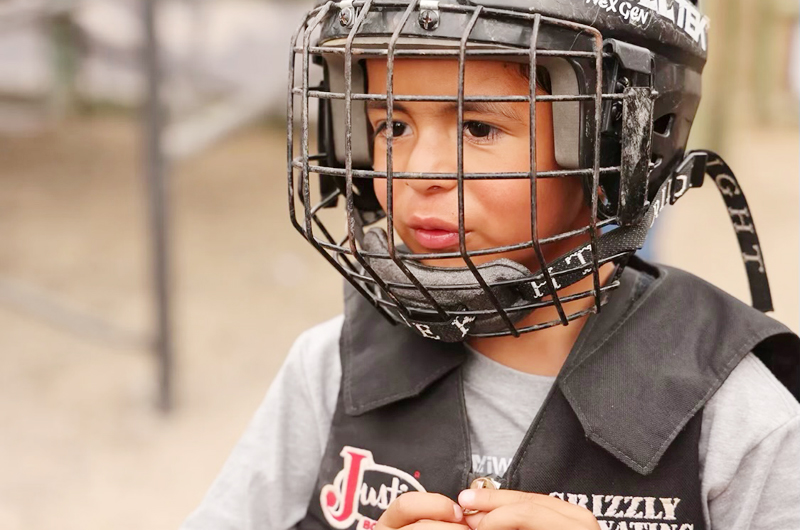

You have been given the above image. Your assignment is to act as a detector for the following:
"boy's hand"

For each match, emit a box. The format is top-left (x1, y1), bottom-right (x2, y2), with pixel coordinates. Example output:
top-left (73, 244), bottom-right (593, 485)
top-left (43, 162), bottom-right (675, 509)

top-left (458, 489), bottom-right (601, 530)
top-left (376, 491), bottom-right (469, 530)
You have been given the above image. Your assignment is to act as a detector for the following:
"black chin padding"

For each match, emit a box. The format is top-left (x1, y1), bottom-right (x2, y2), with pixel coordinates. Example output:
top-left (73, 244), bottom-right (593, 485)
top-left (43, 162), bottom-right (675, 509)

top-left (361, 228), bottom-right (539, 339)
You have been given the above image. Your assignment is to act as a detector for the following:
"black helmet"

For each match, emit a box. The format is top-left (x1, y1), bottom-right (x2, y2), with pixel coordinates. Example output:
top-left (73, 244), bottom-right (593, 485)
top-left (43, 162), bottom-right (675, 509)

top-left (287, 0), bottom-right (772, 341)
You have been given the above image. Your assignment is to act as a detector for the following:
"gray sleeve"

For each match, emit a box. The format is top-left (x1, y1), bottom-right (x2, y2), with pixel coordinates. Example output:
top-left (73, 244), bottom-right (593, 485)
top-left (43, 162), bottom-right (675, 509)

top-left (180, 316), bottom-right (344, 530)
top-left (700, 353), bottom-right (800, 530)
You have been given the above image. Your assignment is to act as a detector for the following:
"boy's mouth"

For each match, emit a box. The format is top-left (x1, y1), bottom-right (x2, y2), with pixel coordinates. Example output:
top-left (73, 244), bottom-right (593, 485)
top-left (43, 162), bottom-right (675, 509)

top-left (407, 218), bottom-right (469, 251)
top-left (412, 228), bottom-right (461, 250)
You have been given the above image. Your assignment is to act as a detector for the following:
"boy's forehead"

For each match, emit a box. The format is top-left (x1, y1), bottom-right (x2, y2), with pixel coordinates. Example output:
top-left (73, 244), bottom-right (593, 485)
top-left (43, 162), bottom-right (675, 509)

top-left (365, 58), bottom-right (528, 96)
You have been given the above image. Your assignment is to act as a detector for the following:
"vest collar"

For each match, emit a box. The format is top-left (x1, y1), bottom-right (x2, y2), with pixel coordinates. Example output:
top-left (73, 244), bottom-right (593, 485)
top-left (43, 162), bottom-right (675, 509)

top-left (340, 285), bottom-right (466, 416)
top-left (557, 259), bottom-right (792, 474)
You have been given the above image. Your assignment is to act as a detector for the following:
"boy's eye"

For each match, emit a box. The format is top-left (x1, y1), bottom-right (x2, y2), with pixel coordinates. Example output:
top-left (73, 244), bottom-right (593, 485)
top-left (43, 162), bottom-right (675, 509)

top-left (464, 121), bottom-right (493, 138)
top-left (375, 121), bottom-right (410, 138)
top-left (463, 121), bottom-right (501, 142)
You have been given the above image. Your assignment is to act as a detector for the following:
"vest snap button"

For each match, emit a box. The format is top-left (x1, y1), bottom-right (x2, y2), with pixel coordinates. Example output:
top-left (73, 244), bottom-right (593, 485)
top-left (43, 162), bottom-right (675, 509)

top-left (463, 476), bottom-right (501, 515)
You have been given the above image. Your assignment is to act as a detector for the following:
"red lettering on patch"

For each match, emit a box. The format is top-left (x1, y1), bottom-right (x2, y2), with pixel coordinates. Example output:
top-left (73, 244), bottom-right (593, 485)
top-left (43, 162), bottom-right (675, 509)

top-left (320, 446), bottom-right (426, 529)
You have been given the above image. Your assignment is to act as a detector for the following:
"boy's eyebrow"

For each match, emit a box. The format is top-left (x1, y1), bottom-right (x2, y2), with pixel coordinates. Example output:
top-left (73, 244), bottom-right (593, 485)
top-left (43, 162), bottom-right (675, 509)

top-left (365, 100), bottom-right (526, 122)
top-left (461, 101), bottom-right (526, 122)
top-left (366, 100), bottom-right (410, 114)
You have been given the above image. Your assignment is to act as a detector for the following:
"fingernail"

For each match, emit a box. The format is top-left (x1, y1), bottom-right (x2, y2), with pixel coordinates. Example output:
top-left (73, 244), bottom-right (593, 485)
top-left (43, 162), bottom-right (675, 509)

top-left (458, 489), bottom-right (476, 506)
top-left (453, 503), bottom-right (464, 521)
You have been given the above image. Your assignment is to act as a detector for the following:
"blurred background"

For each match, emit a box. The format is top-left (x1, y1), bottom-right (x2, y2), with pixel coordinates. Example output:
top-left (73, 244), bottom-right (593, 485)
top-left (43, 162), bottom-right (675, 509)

top-left (0, 0), bottom-right (797, 528)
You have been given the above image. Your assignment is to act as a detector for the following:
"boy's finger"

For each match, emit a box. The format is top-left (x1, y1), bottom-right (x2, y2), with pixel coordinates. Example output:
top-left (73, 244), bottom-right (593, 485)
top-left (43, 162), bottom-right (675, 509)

top-left (403, 522), bottom-right (471, 530)
top-left (475, 503), bottom-right (586, 530)
top-left (457, 489), bottom-right (589, 520)
top-left (378, 492), bottom-right (464, 530)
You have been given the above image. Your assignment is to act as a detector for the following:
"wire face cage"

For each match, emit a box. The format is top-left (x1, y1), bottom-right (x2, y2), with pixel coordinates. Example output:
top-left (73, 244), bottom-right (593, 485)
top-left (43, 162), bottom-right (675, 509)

top-left (287, 0), bottom-right (661, 342)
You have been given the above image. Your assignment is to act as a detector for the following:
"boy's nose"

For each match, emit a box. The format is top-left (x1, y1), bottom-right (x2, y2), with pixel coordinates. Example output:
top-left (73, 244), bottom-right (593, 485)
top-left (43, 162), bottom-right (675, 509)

top-left (400, 134), bottom-right (458, 194)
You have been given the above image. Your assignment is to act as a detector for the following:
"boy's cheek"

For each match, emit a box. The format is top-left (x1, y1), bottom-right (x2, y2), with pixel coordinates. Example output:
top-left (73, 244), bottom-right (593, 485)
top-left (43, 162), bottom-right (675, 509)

top-left (372, 179), bottom-right (388, 210)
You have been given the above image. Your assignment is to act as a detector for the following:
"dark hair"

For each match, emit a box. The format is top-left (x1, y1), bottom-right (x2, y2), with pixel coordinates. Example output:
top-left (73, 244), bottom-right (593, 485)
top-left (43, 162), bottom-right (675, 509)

top-left (517, 63), bottom-right (552, 95)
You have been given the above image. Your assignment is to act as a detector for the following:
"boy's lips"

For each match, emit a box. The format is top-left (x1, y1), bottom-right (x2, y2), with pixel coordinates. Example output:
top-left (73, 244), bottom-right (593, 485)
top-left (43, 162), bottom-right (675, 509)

top-left (411, 228), bottom-right (462, 250)
top-left (407, 218), bottom-right (469, 251)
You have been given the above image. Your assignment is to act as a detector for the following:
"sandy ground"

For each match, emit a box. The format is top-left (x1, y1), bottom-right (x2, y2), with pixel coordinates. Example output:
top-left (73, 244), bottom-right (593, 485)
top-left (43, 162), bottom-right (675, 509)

top-left (0, 114), bottom-right (796, 530)
top-left (0, 116), bottom-right (342, 530)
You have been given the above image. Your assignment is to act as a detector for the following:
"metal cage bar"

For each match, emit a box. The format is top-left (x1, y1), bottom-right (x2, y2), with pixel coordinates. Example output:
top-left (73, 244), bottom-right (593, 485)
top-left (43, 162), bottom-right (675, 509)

top-left (455, 5), bottom-right (521, 337)
top-left (302, 47), bottom-right (605, 60)
top-left (294, 161), bottom-right (624, 180)
top-left (288, 3), bottom-right (323, 236)
top-left (528, 13), bottom-right (569, 326)
top-left (341, 0), bottom-right (419, 321)
top-left (310, 216), bottom-right (618, 261)
top-left (299, 89), bottom-right (625, 103)
top-left (384, 0), bottom-right (451, 321)
top-left (588, 29), bottom-right (605, 312)
top-left (287, 3), bottom-right (395, 321)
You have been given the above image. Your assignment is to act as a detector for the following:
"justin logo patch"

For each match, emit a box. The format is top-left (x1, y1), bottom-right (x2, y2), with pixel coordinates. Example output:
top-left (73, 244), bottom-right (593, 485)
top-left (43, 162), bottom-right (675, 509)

top-left (321, 446), bottom-right (426, 530)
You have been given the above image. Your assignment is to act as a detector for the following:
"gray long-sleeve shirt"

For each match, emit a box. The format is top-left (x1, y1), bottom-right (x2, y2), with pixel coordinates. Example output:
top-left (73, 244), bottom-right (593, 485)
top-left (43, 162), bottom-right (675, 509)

top-left (182, 315), bottom-right (800, 530)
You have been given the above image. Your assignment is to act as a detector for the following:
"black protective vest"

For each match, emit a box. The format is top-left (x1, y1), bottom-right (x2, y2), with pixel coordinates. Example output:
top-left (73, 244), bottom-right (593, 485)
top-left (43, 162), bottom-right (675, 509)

top-left (298, 260), bottom-right (799, 530)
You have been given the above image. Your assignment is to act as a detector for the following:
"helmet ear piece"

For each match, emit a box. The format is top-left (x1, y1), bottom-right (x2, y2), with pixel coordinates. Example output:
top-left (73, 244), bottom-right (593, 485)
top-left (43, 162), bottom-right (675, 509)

top-left (317, 58), bottom-right (383, 216)
top-left (539, 57), bottom-right (582, 170)
top-left (324, 55), bottom-right (372, 169)
top-left (317, 99), bottom-right (384, 216)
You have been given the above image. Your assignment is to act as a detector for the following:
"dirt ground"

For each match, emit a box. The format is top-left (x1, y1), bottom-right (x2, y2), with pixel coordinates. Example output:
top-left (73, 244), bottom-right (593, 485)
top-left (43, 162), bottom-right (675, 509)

top-left (0, 114), bottom-right (797, 530)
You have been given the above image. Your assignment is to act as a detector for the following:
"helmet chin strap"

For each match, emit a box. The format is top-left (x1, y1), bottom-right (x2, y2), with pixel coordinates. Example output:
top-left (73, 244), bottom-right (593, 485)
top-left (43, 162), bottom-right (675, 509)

top-left (354, 151), bottom-right (774, 342)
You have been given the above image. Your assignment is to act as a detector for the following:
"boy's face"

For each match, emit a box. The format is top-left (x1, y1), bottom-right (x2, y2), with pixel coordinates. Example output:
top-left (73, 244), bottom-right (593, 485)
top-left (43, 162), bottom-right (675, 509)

top-left (366, 59), bottom-right (590, 271)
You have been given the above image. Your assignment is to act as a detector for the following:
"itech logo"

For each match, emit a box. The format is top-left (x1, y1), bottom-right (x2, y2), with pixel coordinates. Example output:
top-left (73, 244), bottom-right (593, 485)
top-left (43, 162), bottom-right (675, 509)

top-left (586, 0), bottom-right (709, 50)
top-left (321, 446), bottom-right (426, 530)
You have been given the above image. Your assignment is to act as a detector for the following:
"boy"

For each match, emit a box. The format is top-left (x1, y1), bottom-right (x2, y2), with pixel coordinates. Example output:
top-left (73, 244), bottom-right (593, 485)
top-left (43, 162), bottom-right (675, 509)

top-left (182, 1), bottom-right (800, 529)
